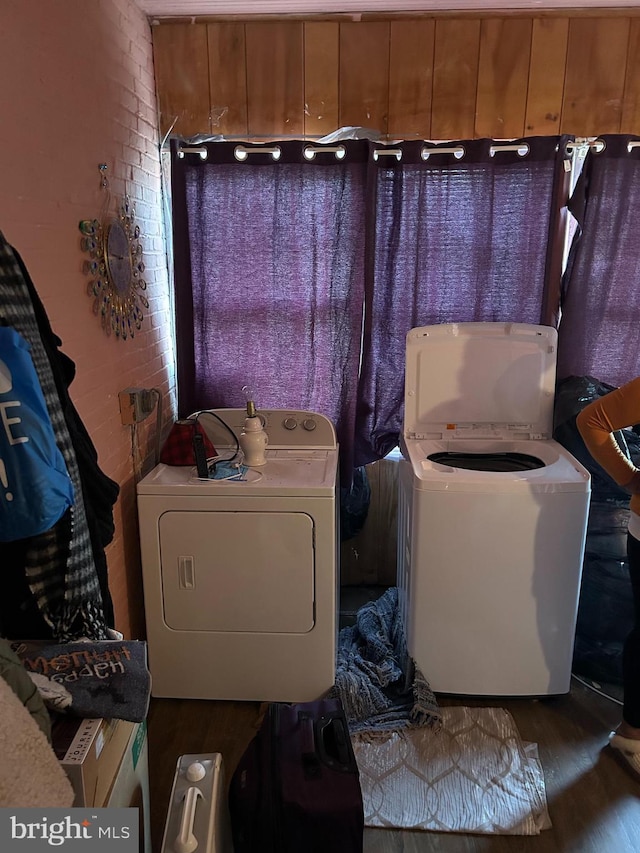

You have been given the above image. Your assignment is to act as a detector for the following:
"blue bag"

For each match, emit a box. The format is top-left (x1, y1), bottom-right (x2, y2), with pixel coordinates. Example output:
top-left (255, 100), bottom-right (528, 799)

top-left (0, 326), bottom-right (74, 541)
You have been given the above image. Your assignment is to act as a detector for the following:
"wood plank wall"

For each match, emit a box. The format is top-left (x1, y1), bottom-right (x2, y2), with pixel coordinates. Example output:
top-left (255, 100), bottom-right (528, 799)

top-left (152, 13), bottom-right (640, 141)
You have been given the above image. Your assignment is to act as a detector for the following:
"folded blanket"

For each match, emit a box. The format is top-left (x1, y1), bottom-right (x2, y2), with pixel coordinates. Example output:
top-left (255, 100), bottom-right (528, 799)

top-left (330, 587), bottom-right (441, 734)
top-left (11, 640), bottom-right (151, 723)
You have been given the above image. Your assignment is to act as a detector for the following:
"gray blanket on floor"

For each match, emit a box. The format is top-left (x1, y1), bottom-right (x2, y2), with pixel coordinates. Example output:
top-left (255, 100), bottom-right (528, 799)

top-left (330, 587), bottom-right (441, 733)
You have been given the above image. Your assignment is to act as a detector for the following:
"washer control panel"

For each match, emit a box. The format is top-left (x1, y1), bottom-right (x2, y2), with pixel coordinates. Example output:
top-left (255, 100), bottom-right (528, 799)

top-left (196, 408), bottom-right (337, 450)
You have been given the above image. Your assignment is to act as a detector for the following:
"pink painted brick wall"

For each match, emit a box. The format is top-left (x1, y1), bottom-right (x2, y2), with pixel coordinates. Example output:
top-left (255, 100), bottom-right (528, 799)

top-left (0, 0), bottom-right (175, 639)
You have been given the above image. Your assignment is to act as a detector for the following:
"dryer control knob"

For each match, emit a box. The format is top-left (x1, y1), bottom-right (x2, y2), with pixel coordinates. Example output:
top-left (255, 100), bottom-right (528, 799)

top-left (302, 418), bottom-right (317, 431)
top-left (186, 761), bottom-right (206, 782)
top-left (283, 417), bottom-right (298, 430)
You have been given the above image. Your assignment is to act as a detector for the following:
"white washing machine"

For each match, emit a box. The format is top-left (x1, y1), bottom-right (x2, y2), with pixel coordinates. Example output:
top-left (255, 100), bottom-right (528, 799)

top-left (398, 323), bottom-right (591, 697)
top-left (137, 409), bottom-right (338, 703)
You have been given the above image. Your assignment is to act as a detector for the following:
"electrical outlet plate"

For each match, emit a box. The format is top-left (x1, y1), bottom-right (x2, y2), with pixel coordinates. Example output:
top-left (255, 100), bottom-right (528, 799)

top-left (119, 388), bottom-right (156, 424)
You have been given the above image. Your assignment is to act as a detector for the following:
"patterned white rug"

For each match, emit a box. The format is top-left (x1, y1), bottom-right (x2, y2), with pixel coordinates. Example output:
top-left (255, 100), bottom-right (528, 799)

top-left (352, 706), bottom-right (551, 835)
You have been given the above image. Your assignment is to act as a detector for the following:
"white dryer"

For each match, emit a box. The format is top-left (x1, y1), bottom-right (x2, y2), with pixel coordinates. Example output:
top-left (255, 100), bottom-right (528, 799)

top-left (398, 323), bottom-right (591, 697)
top-left (137, 409), bottom-right (338, 703)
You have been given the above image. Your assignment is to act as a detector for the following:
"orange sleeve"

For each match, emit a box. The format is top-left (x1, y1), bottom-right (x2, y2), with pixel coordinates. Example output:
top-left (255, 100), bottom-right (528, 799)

top-left (575, 376), bottom-right (640, 487)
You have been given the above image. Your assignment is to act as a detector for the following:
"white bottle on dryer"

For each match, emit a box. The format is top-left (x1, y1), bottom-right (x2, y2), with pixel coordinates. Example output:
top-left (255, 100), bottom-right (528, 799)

top-left (238, 387), bottom-right (268, 466)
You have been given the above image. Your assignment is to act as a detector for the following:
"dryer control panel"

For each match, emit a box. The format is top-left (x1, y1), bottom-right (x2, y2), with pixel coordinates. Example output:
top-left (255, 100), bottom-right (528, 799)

top-left (194, 408), bottom-right (337, 451)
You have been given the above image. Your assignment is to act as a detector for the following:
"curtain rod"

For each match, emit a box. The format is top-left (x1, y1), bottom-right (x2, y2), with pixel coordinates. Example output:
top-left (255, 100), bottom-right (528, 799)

top-left (565, 139), bottom-right (640, 153)
top-left (176, 142), bottom-right (536, 163)
top-left (176, 138), bottom-right (640, 161)
top-left (421, 145), bottom-right (466, 159)
top-left (177, 143), bottom-right (527, 162)
top-left (177, 146), bottom-right (208, 159)
top-left (176, 143), bottom-right (348, 160)
top-left (235, 145), bottom-right (281, 160)
top-left (177, 144), bottom-right (286, 160)
top-left (304, 144), bottom-right (346, 159)
top-left (566, 139), bottom-right (605, 152)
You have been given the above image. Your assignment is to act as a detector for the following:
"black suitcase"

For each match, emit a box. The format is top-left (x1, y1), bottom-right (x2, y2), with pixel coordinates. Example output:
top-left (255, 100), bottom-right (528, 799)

top-left (228, 697), bottom-right (364, 853)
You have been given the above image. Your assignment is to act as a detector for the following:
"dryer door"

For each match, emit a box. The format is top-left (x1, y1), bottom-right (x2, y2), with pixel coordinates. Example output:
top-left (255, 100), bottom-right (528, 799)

top-left (159, 511), bottom-right (315, 633)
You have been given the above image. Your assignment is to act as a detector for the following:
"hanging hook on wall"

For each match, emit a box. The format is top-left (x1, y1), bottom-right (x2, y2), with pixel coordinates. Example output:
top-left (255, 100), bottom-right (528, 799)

top-left (99, 163), bottom-right (109, 189)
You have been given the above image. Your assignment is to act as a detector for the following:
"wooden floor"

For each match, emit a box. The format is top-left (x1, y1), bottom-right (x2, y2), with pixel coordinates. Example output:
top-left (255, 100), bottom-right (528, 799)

top-left (148, 678), bottom-right (640, 852)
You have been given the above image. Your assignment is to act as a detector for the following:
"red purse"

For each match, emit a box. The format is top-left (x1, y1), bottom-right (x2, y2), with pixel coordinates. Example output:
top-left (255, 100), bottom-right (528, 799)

top-left (160, 419), bottom-right (217, 466)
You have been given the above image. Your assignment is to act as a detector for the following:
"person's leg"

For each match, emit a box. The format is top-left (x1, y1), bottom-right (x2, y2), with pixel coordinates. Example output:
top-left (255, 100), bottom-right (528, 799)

top-left (617, 531), bottom-right (640, 737)
top-left (609, 532), bottom-right (640, 777)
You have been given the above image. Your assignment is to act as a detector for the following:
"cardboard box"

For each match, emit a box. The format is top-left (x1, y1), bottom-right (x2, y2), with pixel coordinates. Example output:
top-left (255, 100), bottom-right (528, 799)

top-left (52, 716), bottom-right (136, 807)
top-left (105, 720), bottom-right (151, 853)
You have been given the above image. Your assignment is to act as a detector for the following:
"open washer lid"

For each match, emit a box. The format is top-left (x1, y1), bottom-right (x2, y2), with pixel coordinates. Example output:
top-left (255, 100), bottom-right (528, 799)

top-left (404, 322), bottom-right (558, 441)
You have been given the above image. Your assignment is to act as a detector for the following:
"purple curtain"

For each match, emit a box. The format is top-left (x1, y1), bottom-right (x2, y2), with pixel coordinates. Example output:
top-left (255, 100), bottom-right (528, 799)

top-left (557, 135), bottom-right (640, 387)
top-left (171, 136), bottom-right (570, 477)
top-left (355, 136), bottom-right (571, 466)
top-left (171, 140), bottom-right (369, 477)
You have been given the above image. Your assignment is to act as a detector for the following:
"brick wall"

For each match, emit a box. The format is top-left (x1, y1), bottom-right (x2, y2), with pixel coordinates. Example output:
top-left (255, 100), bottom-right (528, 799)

top-left (0, 0), bottom-right (174, 639)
